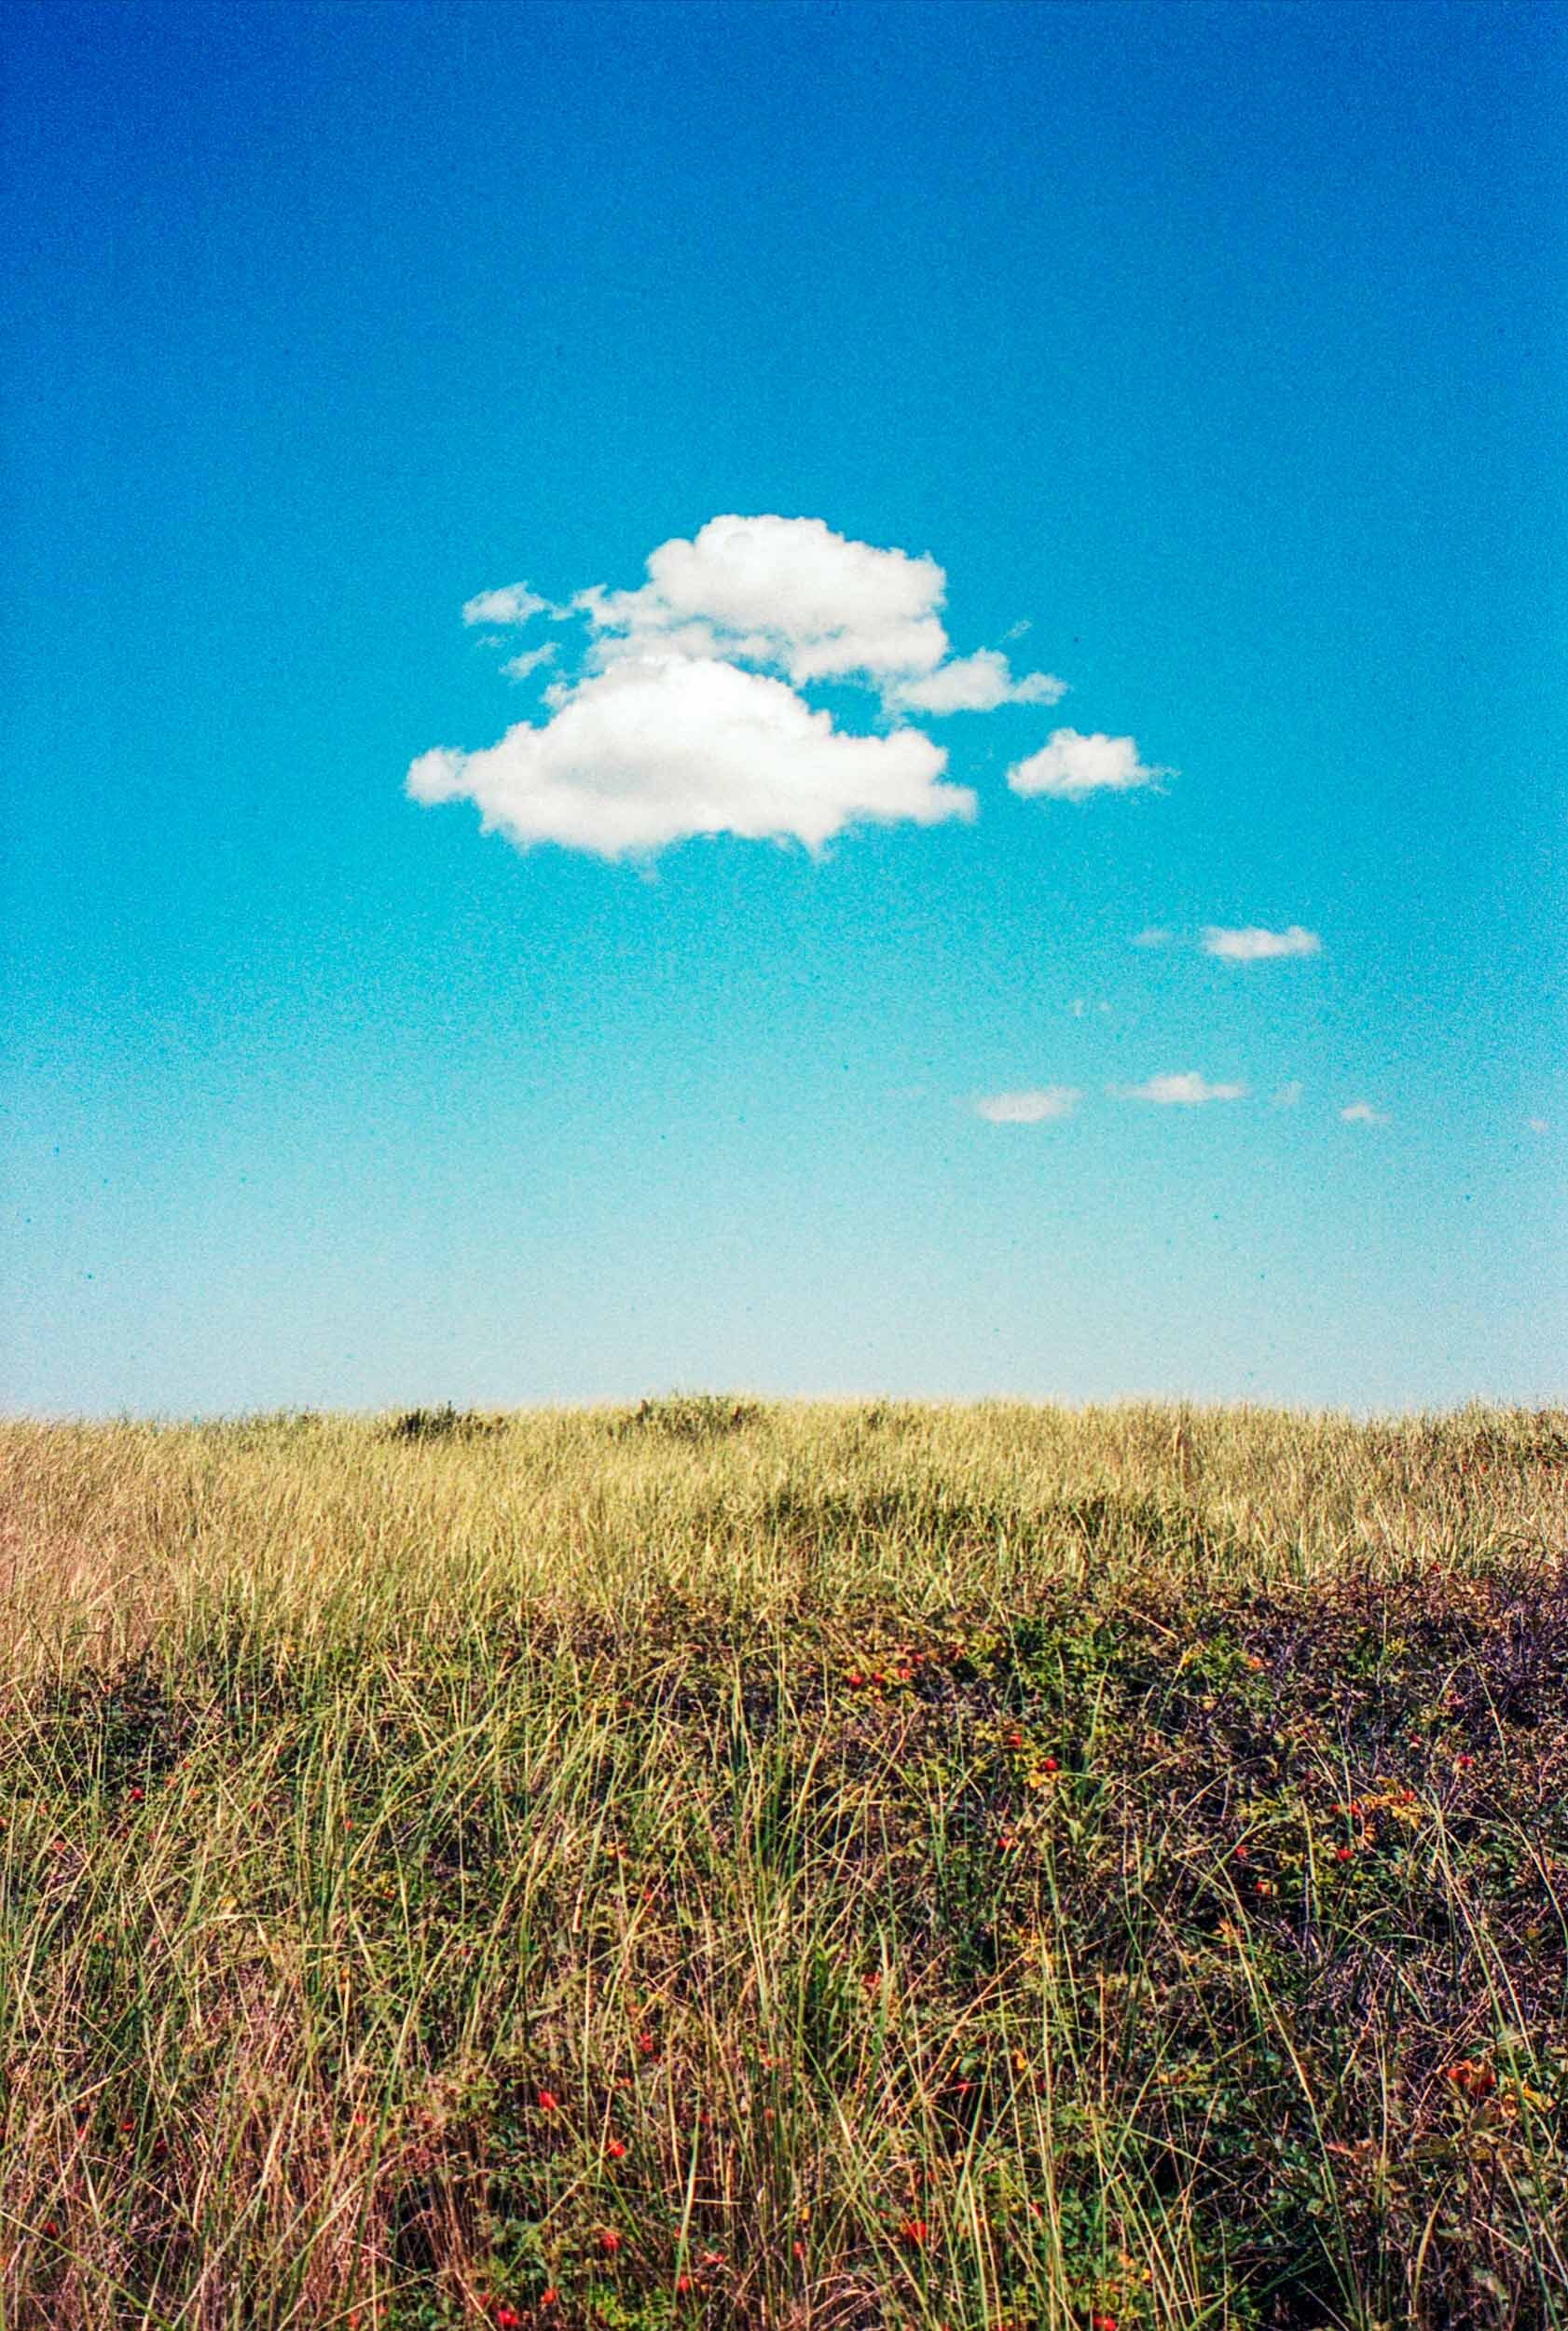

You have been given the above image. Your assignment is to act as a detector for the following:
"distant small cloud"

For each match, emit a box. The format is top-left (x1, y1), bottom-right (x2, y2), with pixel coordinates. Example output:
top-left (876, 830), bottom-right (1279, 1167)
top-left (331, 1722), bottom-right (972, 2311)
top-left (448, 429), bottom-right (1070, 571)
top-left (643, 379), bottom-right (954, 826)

top-left (1131, 926), bottom-right (1174, 949)
top-left (1272, 1081), bottom-right (1303, 1108)
top-left (974, 1086), bottom-right (1081, 1124)
top-left (1203, 924), bottom-right (1322, 962)
top-left (502, 642), bottom-right (557, 681)
top-left (1526, 1115), bottom-right (1549, 1135)
top-left (1008, 729), bottom-right (1169, 801)
top-left (462, 583), bottom-right (549, 627)
top-left (1115, 1071), bottom-right (1247, 1105)
top-left (1340, 1100), bottom-right (1388, 1124)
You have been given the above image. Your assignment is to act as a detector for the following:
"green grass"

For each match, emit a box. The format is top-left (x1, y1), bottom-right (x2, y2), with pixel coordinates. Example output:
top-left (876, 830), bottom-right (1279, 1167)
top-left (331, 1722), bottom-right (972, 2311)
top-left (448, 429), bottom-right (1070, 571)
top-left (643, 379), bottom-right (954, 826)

top-left (1, 1400), bottom-right (1564, 2330)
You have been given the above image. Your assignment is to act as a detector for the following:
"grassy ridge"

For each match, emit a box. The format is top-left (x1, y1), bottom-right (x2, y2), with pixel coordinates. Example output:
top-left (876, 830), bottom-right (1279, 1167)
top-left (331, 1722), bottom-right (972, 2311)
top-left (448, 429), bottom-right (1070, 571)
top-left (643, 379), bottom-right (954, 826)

top-left (1, 1401), bottom-right (1564, 2329)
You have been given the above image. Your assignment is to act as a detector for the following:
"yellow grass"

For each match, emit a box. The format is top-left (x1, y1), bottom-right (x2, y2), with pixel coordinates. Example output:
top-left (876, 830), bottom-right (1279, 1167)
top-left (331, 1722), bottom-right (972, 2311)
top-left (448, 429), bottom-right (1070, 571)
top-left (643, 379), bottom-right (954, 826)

top-left (2, 1401), bottom-right (1563, 2330)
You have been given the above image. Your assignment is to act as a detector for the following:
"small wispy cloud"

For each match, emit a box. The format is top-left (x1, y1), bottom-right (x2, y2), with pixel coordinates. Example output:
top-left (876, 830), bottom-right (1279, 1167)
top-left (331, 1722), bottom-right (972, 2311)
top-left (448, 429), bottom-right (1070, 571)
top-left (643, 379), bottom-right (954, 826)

top-left (1202, 924), bottom-right (1322, 962)
top-left (502, 642), bottom-right (557, 681)
top-left (1272, 1081), bottom-right (1303, 1108)
top-left (891, 650), bottom-right (1066, 715)
top-left (462, 584), bottom-right (550, 627)
top-left (1114, 1071), bottom-right (1247, 1105)
top-left (1131, 926), bottom-right (1174, 948)
top-left (1340, 1100), bottom-right (1388, 1124)
top-left (973, 1086), bottom-right (1081, 1124)
top-left (1009, 729), bottom-right (1169, 801)
top-left (1527, 1115), bottom-right (1550, 1135)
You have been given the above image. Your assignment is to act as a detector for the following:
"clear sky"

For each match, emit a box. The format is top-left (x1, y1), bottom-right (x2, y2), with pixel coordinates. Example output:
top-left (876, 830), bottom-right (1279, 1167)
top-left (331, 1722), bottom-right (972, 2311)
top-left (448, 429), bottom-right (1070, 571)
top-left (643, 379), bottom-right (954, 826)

top-left (3, 0), bottom-right (1563, 1417)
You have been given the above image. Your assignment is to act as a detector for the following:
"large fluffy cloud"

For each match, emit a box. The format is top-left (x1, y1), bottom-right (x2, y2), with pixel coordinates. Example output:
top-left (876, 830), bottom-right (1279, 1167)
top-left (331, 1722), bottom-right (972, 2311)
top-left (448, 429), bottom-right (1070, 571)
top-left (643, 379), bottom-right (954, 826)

top-left (1009, 729), bottom-right (1168, 800)
top-left (580, 515), bottom-right (948, 684)
top-left (411, 516), bottom-right (1075, 858)
top-left (574, 516), bottom-right (1064, 703)
top-left (407, 654), bottom-right (975, 860)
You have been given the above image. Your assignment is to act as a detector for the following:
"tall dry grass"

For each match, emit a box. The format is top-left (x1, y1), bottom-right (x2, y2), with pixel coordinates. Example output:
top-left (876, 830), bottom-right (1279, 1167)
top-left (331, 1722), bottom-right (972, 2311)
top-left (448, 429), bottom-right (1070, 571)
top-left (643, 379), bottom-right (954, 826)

top-left (1, 1401), bottom-right (1563, 2330)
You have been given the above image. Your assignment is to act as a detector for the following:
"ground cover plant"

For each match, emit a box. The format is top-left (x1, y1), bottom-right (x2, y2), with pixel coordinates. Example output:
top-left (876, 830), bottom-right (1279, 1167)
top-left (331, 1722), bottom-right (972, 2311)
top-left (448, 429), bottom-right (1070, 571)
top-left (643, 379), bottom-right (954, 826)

top-left (1, 1401), bottom-right (1564, 2331)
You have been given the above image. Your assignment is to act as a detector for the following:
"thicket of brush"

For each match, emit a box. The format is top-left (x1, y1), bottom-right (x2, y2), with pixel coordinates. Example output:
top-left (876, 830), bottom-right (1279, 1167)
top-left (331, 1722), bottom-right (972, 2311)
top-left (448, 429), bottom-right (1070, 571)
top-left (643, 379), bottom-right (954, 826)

top-left (2, 1401), bottom-right (1564, 2331)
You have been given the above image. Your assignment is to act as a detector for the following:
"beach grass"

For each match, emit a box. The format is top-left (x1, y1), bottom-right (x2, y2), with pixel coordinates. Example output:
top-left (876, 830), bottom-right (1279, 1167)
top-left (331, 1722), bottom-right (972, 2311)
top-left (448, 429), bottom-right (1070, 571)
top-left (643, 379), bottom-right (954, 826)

top-left (2, 1399), bottom-right (1564, 2329)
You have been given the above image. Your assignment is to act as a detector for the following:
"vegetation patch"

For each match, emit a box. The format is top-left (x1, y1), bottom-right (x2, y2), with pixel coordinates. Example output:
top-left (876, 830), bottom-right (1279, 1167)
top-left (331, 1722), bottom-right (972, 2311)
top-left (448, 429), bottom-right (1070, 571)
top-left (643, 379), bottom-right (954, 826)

top-left (1, 1402), bottom-right (1563, 2329)
top-left (389, 1405), bottom-right (507, 1442)
top-left (614, 1393), bottom-right (764, 1441)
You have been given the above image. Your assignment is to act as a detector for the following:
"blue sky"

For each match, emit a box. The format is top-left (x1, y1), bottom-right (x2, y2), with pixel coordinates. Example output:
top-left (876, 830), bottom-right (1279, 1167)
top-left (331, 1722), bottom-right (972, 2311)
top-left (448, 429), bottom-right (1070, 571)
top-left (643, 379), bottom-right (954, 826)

top-left (3, 0), bottom-right (1563, 1416)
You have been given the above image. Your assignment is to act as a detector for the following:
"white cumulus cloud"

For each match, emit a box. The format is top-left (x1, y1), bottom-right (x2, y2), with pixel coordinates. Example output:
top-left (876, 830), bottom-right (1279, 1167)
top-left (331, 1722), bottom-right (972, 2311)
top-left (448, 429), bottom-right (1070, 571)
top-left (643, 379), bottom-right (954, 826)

top-left (1203, 924), bottom-right (1322, 961)
top-left (1340, 1100), bottom-right (1388, 1124)
top-left (1272, 1081), bottom-right (1304, 1108)
top-left (462, 583), bottom-right (549, 628)
top-left (407, 654), bottom-right (975, 861)
top-left (579, 514), bottom-right (950, 686)
top-left (891, 649), bottom-right (1067, 715)
top-left (571, 514), bottom-right (1067, 711)
top-left (1009, 729), bottom-right (1169, 801)
top-left (1131, 926), bottom-right (1174, 948)
top-left (973, 1086), bottom-right (1081, 1124)
top-left (1115, 1071), bottom-right (1248, 1105)
top-left (414, 517), bottom-right (1124, 860)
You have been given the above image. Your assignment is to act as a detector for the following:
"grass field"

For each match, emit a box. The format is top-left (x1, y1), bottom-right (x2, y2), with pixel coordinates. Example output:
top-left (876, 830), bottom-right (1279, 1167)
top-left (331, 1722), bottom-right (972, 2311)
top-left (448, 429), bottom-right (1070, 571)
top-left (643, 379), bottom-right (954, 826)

top-left (2, 1399), bottom-right (1564, 2331)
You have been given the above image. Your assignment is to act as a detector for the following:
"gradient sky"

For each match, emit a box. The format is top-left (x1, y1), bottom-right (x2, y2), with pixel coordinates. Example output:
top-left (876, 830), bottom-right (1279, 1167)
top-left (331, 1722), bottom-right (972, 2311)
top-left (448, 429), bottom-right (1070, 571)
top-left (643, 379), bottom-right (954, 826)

top-left (3, 0), bottom-right (1563, 1417)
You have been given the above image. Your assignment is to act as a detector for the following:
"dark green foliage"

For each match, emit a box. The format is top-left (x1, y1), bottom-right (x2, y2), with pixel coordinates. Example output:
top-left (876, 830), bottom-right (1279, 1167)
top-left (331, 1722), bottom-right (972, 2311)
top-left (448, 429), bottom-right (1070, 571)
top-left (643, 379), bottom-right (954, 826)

top-left (616, 1393), bottom-right (763, 1441)
top-left (389, 1404), bottom-right (504, 1441)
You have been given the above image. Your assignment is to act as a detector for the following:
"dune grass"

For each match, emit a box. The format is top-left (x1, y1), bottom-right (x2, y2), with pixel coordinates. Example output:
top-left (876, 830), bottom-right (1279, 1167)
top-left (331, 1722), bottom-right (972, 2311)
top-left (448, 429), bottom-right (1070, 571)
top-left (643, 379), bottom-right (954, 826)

top-left (1, 1399), bottom-right (1564, 2330)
